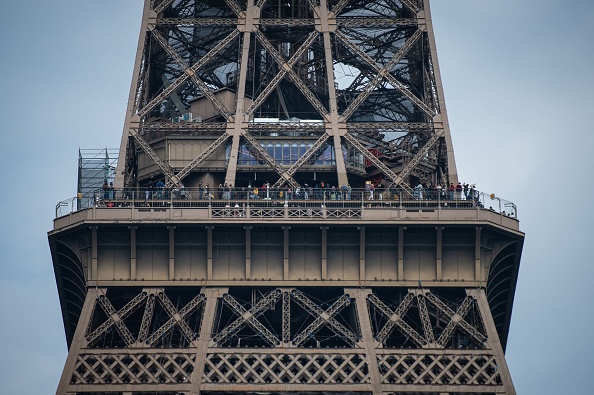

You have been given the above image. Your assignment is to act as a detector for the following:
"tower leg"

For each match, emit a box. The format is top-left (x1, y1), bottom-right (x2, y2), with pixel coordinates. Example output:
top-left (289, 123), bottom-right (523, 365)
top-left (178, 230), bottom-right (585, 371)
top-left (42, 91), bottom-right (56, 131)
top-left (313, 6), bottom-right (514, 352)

top-left (470, 288), bottom-right (517, 394)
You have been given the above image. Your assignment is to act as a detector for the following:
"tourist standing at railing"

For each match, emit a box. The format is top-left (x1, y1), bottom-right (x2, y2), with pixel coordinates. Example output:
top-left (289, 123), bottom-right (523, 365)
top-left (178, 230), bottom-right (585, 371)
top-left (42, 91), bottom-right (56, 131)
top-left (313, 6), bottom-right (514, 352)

top-left (456, 182), bottom-right (463, 200)
top-left (103, 180), bottom-right (109, 200)
top-left (414, 182), bottom-right (423, 200)
top-left (155, 180), bottom-right (164, 199)
top-left (204, 183), bottom-right (210, 199)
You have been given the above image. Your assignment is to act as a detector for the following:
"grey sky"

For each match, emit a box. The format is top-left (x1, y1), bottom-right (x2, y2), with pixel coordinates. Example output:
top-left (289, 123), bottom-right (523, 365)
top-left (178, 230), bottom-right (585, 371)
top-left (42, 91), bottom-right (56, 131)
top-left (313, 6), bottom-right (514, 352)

top-left (0, 0), bottom-right (592, 393)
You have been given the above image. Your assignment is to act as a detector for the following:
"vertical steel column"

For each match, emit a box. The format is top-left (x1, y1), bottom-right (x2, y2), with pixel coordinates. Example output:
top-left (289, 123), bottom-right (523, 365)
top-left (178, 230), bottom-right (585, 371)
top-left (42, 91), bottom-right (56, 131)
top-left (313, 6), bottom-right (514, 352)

top-left (359, 226), bottom-right (366, 280)
top-left (56, 288), bottom-right (100, 395)
top-left (115, 0), bottom-right (153, 187)
top-left (469, 288), bottom-right (517, 394)
top-left (207, 226), bottom-right (213, 279)
top-left (130, 226), bottom-right (136, 279)
top-left (225, 0), bottom-right (256, 186)
top-left (436, 226), bottom-right (443, 280)
top-left (246, 226), bottom-right (251, 279)
top-left (283, 226), bottom-right (290, 280)
top-left (422, 0), bottom-right (458, 184)
top-left (169, 226), bottom-right (175, 279)
top-left (398, 227), bottom-right (404, 280)
top-left (317, 0), bottom-right (348, 186)
top-left (321, 226), bottom-right (328, 279)
top-left (190, 287), bottom-right (228, 395)
top-left (346, 287), bottom-right (382, 395)
top-left (91, 226), bottom-right (97, 281)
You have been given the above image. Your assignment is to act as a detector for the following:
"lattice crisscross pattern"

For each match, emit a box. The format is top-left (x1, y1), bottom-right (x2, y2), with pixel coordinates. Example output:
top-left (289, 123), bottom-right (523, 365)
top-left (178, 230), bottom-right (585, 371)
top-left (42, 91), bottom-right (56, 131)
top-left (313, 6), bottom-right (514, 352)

top-left (378, 353), bottom-right (502, 386)
top-left (71, 353), bottom-right (195, 385)
top-left (203, 353), bottom-right (370, 384)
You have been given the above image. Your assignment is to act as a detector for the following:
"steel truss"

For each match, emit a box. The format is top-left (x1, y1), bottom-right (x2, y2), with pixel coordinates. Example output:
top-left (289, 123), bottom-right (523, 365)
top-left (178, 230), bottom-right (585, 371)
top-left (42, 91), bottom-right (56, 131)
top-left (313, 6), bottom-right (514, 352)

top-left (58, 286), bottom-right (514, 394)
top-left (115, 0), bottom-right (458, 191)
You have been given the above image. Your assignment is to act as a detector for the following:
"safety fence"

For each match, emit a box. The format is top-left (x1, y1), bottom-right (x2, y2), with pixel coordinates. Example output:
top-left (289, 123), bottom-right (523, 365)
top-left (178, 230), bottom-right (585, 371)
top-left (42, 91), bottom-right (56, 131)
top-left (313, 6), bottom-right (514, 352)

top-left (56, 187), bottom-right (517, 219)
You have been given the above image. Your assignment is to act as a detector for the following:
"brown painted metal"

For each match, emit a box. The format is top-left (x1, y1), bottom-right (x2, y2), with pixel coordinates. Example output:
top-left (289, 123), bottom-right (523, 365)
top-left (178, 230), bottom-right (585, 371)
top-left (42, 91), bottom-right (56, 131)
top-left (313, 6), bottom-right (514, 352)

top-left (50, 1), bottom-right (524, 394)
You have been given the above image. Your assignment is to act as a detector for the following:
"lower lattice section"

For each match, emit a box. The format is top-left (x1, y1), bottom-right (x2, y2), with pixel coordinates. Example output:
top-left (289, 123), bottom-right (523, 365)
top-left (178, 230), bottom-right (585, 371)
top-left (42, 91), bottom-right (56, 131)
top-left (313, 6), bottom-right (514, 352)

top-left (71, 352), bottom-right (195, 385)
top-left (378, 352), bottom-right (502, 386)
top-left (203, 352), bottom-right (370, 384)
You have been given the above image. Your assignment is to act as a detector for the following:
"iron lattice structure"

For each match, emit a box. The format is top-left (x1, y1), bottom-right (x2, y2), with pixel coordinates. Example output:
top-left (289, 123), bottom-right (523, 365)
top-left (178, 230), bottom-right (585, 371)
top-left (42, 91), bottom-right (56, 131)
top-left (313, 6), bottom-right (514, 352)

top-left (114, 0), bottom-right (457, 192)
top-left (49, 1), bottom-right (524, 395)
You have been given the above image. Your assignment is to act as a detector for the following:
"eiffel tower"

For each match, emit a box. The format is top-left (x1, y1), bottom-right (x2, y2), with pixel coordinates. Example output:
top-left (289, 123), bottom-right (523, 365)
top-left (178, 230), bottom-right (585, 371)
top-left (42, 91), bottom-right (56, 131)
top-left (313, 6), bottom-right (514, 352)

top-left (49, 1), bottom-right (524, 394)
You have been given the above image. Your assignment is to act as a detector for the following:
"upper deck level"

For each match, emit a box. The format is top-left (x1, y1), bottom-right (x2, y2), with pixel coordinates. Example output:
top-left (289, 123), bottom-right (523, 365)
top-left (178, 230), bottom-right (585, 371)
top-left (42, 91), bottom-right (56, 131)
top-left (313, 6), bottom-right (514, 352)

top-left (54, 186), bottom-right (520, 232)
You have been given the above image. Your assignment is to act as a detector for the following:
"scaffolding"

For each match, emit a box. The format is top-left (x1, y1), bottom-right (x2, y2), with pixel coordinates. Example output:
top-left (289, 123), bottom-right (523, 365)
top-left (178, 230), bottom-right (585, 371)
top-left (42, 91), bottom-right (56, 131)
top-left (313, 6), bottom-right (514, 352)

top-left (77, 148), bottom-right (118, 209)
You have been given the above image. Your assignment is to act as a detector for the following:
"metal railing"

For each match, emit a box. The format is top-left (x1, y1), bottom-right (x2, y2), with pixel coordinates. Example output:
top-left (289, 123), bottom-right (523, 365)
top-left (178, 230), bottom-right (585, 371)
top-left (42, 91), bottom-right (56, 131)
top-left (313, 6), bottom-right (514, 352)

top-left (56, 187), bottom-right (517, 219)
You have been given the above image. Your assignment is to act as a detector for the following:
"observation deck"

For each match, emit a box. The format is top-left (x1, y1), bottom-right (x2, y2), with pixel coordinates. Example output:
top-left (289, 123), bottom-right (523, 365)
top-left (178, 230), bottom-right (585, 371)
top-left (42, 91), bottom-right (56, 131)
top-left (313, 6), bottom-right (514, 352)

top-left (50, 187), bottom-right (523, 349)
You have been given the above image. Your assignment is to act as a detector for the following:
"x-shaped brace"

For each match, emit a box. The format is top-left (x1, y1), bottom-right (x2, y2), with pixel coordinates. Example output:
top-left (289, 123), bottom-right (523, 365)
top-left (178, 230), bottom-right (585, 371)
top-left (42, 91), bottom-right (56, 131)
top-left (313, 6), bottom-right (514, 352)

top-left (211, 289), bottom-right (282, 346)
top-left (86, 290), bottom-right (147, 347)
top-left (291, 289), bottom-right (360, 347)
top-left (144, 292), bottom-right (205, 346)
top-left (368, 292), bottom-right (426, 347)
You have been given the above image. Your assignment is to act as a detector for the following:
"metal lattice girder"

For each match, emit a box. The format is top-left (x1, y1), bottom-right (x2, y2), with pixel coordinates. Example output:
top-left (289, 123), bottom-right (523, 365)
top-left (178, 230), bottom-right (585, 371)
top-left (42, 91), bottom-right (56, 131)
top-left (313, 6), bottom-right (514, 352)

top-left (153, 0), bottom-right (174, 14)
top-left (156, 17), bottom-right (420, 28)
top-left (128, 125), bottom-right (180, 186)
top-left (436, 296), bottom-right (475, 347)
top-left (368, 293), bottom-right (426, 347)
top-left (338, 18), bottom-right (418, 27)
top-left (416, 292), bottom-right (435, 345)
top-left (337, 29), bottom-right (432, 120)
top-left (87, 292), bottom-right (147, 347)
top-left (272, 134), bottom-right (330, 188)
top-left (343, 132), bottom-right (413, 193)
top-left (157, 18), bottom-right (239, 26)
top-left (137, 293), bottom-right (157, 343)
top-left (242, 133), bottom-right (301, 189)
top-left (224, 0), bottom-right (245, 17)
top-left (290, 289), bottom-right (360, 347)
top-left (401, 0), bottom-right (421, 14)
top-left (138, 29), bottom-right (239, 118)
top-left (165, 132), bottom-right (231, 188)
top-left (347, 122), bottom-right (433, 132)
top-left (144, 292), bottom-right (206, 346)
top-left (254, 31), bottom-right (330, 118)
top-left (245, 31), bottom-right (319, 117)
top-left (150, 30), bottom-right (233, 121)
top-left (282, 290), bottom-right (291, 345)
top-left (329, 0), bottom-right (349, 16)
top-left (72, 352), bottom-right (196, 385)
top-left (393, 128), bottom-right (444, 185)
top-left (212, 289), bottom-right (283, 346)
top-left (424, 293), bottom-right (487, 345)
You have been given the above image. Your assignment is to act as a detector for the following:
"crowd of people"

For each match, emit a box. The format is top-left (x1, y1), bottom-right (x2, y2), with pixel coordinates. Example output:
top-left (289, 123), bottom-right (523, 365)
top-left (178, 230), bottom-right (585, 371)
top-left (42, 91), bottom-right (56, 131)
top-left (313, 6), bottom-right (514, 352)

top-left (99, 179), bottom-right (483, 205)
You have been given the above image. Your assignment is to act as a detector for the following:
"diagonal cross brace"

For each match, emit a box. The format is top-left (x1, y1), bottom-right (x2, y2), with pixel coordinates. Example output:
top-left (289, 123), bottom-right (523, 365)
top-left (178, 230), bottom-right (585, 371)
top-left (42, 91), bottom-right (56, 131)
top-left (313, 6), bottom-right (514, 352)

top-left (416, 292), bottom-right (435, 345)
top-left (128, 125), bottom-right (180, 186)
top-left (87, 292), bottom-right (147, 347)
top-left (436, 296), bottom-right (475, 346)
top-left (154, 0), bottom-right (174, 14)
top-left (368, 293), bottom-right (426, 347)
top-left (246, 31), bottom-right (319, 116)
top-left (272, 134), bottom-right (329, 188)
top-left (165, 131), bottom-right (231, 188)
top-left (212, 289), bottom-right (282, 346)
top-left (151, 30), bottom-right (233, 121)
top-left (291, 290), bottom-right (359, 347)
top-left (254, 31), bottom-right (329, 118)
top-left (336, 29), bottom-right (431, 120)
top-left (343, 132), bottom-right (413, 194)
top-left (242, 133), bottom-right (300, 189)
top-left (424, 293), bottom-right (487, 345)
top-left (145, 293), bottom-right (206, 346)
top-left (138, 29), bottom-right (239, 118)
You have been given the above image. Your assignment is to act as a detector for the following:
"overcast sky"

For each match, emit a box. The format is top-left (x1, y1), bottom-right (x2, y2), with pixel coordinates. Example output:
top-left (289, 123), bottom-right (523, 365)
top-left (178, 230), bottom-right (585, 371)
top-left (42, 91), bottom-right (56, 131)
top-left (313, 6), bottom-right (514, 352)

top-left (1, 0), bottom-right (593, 394)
